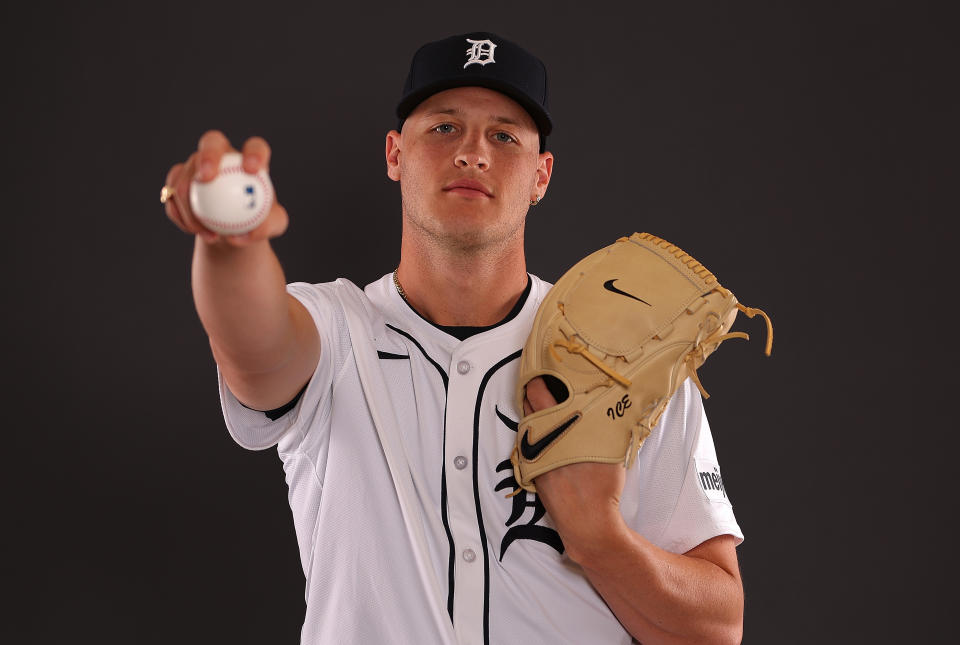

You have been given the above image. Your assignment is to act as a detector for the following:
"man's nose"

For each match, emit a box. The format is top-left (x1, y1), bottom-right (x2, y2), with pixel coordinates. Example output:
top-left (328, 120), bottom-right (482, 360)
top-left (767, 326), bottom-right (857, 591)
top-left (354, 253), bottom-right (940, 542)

top-left (454, 135), bottom-right (490, 170)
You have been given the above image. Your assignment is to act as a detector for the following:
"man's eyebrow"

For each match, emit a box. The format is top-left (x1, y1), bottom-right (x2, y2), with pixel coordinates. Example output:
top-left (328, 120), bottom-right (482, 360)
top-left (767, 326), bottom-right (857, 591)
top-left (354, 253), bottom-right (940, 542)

top-left (424, 108), bottom-right (461, 116)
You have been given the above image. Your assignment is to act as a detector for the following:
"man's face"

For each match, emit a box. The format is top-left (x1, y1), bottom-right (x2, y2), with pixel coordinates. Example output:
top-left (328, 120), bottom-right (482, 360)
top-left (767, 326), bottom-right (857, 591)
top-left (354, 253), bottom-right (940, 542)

top-left (386, 86), bottom-right (553, 253)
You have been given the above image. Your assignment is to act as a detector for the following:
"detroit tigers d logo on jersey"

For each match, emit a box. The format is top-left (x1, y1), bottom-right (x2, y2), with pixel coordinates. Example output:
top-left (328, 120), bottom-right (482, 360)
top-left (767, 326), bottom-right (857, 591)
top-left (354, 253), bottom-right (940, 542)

top-left (493, 406), bottom-right (564, 560)
top-left (464, 38), bottom-right (497, 68)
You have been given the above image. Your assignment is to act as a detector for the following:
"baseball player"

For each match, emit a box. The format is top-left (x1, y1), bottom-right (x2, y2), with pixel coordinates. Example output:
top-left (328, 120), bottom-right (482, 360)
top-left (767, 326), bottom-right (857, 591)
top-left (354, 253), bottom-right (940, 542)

top-left (162, 32), bottom-right (745, 645)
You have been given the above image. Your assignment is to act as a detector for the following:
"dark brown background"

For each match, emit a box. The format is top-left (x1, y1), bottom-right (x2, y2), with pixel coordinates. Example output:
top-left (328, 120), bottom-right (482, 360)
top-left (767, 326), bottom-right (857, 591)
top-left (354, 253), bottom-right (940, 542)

top-left (3, 1), bottom-right (954, 642)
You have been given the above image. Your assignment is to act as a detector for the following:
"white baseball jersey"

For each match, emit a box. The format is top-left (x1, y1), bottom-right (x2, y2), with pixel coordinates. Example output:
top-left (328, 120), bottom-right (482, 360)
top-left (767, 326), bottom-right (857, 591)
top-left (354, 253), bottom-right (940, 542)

top-left (218, 273), bottom-right (743, 645)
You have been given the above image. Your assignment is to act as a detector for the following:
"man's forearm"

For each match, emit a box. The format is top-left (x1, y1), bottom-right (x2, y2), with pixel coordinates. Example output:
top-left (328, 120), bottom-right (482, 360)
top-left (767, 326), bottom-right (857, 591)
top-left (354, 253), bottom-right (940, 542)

top-left (571, 524), bottom-right (743, 645)
top-left (191, 236), bottom-right (318, 408)
top-left (526, 389), bottom-right (744, 644)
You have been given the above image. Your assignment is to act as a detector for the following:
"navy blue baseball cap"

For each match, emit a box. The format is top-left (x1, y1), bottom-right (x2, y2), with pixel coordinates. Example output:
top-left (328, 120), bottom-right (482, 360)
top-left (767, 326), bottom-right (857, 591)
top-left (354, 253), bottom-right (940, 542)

top-left (397, 32), bottom-right (552, 152)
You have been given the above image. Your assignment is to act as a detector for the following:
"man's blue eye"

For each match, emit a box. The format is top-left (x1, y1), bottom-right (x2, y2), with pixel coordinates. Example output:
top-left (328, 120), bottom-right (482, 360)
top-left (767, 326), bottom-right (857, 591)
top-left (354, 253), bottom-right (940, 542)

top-left (495, 132), bottom-right (515, 143)
top-left (435, 124), bottom-right (455, 134)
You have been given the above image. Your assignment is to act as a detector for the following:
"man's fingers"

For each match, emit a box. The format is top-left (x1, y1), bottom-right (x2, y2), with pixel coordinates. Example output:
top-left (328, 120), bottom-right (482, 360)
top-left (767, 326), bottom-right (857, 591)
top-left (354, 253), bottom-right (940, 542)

top-left (524, 376), bottom-right (558, 413)
top-left (162, 131), bottom-right (282, 246)
top-left (257, 202), bottom-right (289, 240)
top-left (196, 130), bottom-right (233, 182)
top-left (163, 162), bottom-right (187, 228)
top-left (164, 159), bottom-right (200, 233)
top-left (172, 153), bottom-right (202, 229)
top-left (163, 153), bottom-right (220, 241)
top-left (241, 136), bottom-right (271, 174)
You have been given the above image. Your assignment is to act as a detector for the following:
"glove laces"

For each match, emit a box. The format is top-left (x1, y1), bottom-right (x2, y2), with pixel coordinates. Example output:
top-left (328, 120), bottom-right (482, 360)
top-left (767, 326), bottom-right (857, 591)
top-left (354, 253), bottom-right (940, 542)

top-left (629, 232), bottom-right (719, 286)
top-left (736, 303), bottom-right (774, 356)
top-left (549, 338), bottom-right (632, 388)
top-left (684, 299), bottom-right (774, 398)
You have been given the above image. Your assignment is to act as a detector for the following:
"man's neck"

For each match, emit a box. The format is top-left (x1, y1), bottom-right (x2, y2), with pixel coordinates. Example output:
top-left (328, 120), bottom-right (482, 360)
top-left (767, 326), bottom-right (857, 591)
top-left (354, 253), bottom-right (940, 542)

top-left (396, 233), bottom-right (528, 327)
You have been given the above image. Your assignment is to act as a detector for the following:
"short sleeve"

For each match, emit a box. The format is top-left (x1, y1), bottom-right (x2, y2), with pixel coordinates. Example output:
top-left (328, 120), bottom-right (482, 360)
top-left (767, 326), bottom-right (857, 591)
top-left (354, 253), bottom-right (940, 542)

top-left (621, 379), bottom-right (744, 554)
top-left (657, 401), bottom-right (743, 553)
top-left (217, 281), bottom-right (348, 453)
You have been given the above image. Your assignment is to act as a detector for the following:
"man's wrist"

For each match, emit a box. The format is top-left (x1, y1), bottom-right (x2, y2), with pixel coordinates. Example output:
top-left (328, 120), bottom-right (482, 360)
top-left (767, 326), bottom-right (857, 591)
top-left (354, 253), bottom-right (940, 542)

top-left (563, 512), bottom-right (638, 572)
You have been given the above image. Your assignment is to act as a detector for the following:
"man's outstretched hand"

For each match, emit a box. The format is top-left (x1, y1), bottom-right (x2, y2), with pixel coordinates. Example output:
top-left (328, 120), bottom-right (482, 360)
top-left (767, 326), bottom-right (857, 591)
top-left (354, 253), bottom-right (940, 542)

top-left (163, 130), bottom-right (288, 246)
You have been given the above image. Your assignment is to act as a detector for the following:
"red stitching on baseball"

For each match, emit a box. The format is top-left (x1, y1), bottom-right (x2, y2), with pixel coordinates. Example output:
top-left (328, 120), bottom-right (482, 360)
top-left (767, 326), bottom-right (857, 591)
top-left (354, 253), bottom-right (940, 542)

top-left (201, 162), bottom-right (273, 232)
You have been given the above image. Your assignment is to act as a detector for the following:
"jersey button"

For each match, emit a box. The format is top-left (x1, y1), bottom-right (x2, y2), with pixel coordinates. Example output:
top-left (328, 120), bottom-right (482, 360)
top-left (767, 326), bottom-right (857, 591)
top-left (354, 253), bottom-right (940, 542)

top-left (456, 360), bottom-right (471, 374)
top-left (462, 548), bottom-right (477, 563)
top-left (453, 456), bottom-right (468, 470)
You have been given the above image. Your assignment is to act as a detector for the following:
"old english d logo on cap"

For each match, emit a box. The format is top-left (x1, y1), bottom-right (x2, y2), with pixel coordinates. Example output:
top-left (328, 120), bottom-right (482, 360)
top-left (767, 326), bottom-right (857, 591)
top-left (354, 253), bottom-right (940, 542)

top-left (464, 38), bottom-right (497, 68)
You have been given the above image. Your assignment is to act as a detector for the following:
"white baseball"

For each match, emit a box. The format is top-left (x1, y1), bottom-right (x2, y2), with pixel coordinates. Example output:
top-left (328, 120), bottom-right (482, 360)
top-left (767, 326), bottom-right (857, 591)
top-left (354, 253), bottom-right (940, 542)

top-left (189, 152), bottom-right (274, 235)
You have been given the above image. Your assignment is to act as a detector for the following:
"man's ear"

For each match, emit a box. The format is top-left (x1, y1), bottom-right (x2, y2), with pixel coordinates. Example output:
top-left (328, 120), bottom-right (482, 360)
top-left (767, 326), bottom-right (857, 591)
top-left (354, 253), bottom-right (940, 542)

top-left (385, 130), bottom-right (402, 182)
top-left (534, 151), bottom-right (554, 198)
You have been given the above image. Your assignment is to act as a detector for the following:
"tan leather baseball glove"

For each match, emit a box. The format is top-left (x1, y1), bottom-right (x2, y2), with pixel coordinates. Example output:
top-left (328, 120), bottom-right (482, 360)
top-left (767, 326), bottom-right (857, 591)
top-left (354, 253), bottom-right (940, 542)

top-left (510, 232), bottom-right (772, 494)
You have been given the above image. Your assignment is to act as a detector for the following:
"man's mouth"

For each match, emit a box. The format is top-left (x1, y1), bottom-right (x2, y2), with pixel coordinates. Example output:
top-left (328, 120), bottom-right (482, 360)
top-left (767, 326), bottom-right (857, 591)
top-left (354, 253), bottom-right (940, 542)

top-left (443, 179), bottom-right (492, 198)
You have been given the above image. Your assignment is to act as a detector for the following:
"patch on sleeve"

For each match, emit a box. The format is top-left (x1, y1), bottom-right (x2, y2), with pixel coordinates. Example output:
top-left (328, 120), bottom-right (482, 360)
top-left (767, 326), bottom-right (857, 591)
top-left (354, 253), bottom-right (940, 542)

top-left (693, 458), bottom-right (731, 505)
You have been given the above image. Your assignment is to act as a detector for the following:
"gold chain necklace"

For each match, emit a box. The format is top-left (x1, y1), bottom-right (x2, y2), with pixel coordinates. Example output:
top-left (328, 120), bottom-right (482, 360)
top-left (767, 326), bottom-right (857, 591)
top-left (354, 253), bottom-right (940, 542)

top-left (392, 269), bottom-right (408, 302)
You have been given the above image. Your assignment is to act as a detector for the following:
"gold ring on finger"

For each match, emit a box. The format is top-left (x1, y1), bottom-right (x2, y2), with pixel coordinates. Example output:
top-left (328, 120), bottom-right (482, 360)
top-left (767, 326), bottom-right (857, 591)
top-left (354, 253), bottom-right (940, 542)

top-left (160, 185), bottom-right (176, 204)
